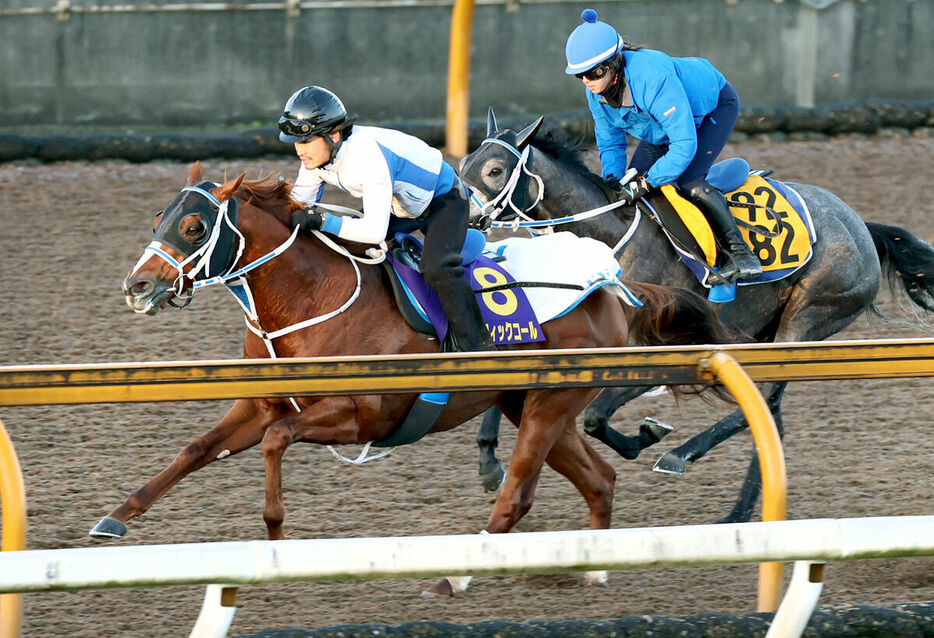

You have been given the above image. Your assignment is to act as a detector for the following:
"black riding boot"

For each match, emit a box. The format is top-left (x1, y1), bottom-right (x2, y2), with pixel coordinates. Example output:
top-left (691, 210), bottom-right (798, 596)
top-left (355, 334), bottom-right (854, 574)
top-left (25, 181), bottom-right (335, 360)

top-left (684, 180), bottom-right (762, 282)
top-left (431, 270), bottom-right (495, 352)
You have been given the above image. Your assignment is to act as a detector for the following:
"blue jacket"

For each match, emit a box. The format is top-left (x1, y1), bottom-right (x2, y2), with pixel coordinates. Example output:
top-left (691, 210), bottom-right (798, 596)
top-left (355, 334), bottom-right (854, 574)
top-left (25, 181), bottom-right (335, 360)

top-left (586, 49), bottom-right (726, 186)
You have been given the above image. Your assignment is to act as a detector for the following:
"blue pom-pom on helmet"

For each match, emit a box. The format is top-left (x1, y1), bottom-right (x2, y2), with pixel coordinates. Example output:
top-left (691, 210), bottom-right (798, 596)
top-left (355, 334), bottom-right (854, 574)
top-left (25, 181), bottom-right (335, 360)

top-left (565, 8), bottom-right (624, 75)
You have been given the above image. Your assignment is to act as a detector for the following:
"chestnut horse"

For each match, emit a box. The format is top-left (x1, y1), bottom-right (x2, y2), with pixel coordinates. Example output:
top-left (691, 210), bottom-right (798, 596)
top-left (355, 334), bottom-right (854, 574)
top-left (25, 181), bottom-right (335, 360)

top-left (95, 162), bottom-right (731, 593)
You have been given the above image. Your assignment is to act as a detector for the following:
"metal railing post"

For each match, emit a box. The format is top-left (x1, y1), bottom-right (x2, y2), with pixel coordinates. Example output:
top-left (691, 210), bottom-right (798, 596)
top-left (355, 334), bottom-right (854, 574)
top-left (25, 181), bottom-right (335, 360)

top-left (705, 352), bottom-right (787, 612)
top-left (0, 417), bottom-right (26, 638)
top-left (444, 0), bottom-right (475, 158)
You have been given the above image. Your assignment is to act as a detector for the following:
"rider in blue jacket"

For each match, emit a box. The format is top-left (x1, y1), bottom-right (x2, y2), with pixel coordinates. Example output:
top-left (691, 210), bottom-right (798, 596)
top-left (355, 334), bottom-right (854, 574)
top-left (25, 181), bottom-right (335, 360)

top-left (565, 9), bottom-right (761, 283)
top-left (279, 85), bottom-right (493, 351)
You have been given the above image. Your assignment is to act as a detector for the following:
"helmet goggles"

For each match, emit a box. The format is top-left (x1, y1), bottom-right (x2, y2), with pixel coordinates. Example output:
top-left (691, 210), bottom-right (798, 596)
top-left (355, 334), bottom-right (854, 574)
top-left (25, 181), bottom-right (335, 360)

top-left (575, 61), bottom-right (613, 81)
top-left (278, 116), bottom-right (323, 141)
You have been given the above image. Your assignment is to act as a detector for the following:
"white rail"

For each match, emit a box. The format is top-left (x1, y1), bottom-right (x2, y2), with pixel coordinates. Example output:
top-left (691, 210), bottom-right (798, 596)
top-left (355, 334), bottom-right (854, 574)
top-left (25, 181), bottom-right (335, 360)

top-left (1, 516), bottom-right (931, 637)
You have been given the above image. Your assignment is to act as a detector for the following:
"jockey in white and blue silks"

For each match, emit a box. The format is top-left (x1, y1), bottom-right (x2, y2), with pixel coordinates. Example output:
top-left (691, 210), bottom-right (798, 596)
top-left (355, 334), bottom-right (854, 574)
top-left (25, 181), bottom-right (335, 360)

top-left (279, 85), bottom-right (494, 352)
top-left (565, 9), bottom-right (762, 283)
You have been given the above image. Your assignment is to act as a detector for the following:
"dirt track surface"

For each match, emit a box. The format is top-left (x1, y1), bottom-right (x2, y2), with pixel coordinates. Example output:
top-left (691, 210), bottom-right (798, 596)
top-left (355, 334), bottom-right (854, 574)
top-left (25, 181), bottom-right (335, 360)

top-left (1, 135), bottom-right (932, 637)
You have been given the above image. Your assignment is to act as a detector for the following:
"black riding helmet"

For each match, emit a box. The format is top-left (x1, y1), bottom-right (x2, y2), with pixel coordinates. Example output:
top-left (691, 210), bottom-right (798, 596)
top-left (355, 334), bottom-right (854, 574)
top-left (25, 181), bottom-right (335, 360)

top-left (278, 86), bottom-right (357, 143)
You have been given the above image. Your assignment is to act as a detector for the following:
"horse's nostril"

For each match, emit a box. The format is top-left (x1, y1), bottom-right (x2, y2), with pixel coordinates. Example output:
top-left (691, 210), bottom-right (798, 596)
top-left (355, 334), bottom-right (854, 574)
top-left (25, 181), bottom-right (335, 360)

top-left (124, 279), bottom-right (153, 296)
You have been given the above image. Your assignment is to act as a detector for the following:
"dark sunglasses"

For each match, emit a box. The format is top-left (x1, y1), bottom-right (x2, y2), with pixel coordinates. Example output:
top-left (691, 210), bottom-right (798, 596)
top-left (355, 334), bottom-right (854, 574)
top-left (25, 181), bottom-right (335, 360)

top-left (575, 62), bottom-right (612, 81)
top-left (278, 116), bottom-right (315, 138)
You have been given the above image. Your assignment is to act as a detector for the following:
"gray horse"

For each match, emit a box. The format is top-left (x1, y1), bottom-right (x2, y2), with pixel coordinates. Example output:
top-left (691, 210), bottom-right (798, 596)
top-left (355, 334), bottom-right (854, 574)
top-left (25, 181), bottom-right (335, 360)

top-left (461, 109), bottom-right (934, 523)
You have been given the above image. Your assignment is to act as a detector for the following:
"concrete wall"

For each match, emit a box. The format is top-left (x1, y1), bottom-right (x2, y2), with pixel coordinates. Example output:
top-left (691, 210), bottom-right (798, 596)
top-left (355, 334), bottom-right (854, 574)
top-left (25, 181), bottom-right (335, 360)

top-left (0, 0), bottom-right (931, 128)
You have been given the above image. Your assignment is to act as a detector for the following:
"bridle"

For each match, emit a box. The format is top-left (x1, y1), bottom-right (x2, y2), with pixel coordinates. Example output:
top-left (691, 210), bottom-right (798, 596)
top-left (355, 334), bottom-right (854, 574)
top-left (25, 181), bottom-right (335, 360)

top-left (470, 137), bottom-right (544, 224)
top-left (471, 136), bottom-right (635, 248)
top-left (129, 184), bottom-right (248, 311)
top-left (130, 183), bottom-right (374, 350)
top-left (130, 182), bottom-right (393, 464)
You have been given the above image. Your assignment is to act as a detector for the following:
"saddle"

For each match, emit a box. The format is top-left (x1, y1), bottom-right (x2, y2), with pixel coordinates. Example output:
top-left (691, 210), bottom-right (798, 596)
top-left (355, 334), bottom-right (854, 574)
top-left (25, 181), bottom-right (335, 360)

top-left (380, 229), bottom-right (539, 349)
top-left (641, 158), bottom-right (816, 302)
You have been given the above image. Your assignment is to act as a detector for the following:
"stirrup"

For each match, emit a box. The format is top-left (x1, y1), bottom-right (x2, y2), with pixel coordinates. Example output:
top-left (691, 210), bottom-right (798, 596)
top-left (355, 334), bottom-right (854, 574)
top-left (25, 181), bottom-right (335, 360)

top-left (727, 246), bottom-right (762, 281)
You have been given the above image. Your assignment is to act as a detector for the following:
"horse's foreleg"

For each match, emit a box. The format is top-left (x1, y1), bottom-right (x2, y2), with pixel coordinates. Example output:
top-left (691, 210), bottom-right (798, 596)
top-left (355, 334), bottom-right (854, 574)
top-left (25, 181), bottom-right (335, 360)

top-left (476, 407), bottom-right (506, 492)
top-left (90, 399), bottom-right (274, 539)
top-left (260, 396), bottom-right (363, 540)
top-left (583, 385), bottom-right (670, 459)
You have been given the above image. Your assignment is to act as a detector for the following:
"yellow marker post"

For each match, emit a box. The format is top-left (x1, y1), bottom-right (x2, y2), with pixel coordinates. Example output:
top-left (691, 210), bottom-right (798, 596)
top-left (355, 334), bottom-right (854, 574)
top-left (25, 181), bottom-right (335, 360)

top-left (705, 352), bottom-right (787, 612)
top-left (444, 0), bottom-right (475, 158)
top-left (0, 417), bottom-right (26, 638)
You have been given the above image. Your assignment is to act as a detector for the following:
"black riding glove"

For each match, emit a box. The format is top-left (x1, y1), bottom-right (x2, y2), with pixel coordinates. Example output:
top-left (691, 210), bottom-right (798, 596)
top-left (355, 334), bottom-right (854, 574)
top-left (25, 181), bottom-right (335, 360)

top-left (621, 176), bottom-right (651, 204)
top-left (605, 176), bottom-right (622, 192)
top-left (290, 208), bottom-right (325, 233)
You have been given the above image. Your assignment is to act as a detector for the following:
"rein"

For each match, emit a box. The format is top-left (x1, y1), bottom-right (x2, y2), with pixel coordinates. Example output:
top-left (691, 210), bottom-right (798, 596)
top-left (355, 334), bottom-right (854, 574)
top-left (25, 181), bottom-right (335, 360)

top-left (475, 137), bottom-right (632, 238)
top-left (139, 184), bottom-right (392, 464)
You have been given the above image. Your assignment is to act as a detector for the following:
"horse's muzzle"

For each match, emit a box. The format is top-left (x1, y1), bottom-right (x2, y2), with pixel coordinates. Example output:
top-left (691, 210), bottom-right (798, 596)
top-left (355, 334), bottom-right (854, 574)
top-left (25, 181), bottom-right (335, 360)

top-left (122, 276), bottom-right (176, 315)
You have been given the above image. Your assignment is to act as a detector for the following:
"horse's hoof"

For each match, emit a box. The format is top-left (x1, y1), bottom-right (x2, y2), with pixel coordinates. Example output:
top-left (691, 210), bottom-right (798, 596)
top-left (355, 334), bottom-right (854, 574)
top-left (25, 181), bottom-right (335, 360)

top-left (88, 516), bottom-right (128, 539)
top-left (653, 452), bottom-right (686, 475)
top-left (480, 462), bottom-right (506, 493)
top-left (420, 578), bottom-right (454, 597)
top-left (641, 417), bottom-right (673, 444)
top-left (421, 575), bottom-right (472, 597)
top-left (584, 570), bottom-right (608, 586)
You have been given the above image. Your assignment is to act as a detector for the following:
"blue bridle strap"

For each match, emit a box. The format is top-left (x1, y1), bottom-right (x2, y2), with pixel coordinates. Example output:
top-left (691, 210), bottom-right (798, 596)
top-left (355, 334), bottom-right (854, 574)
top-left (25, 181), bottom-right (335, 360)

top-left (181, 184), bottom-right (223, 208)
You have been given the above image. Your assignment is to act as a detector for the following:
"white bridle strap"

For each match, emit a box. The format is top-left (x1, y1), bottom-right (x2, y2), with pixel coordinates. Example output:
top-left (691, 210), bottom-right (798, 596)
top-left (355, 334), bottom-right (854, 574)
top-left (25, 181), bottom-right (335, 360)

top-left (473, 141), bottom-right (544, 221)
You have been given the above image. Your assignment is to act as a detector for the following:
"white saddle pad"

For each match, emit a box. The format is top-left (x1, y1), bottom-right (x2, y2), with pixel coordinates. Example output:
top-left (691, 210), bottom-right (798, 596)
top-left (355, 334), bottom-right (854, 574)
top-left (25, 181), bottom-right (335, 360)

top-left (484, 232), bottom-right (641, 323)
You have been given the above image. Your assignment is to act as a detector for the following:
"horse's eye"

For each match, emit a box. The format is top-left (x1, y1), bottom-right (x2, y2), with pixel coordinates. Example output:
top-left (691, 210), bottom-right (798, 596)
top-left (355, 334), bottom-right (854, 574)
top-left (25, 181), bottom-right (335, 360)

top-left (185, 222), bottom-right (207, 242)
top-left (489, 167), bottom-right (503, 177)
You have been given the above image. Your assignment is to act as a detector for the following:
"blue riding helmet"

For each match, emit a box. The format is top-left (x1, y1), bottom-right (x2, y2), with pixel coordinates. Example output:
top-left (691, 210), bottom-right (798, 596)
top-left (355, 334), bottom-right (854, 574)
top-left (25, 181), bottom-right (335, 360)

top-left (565, 9), bottom-right (624, 75)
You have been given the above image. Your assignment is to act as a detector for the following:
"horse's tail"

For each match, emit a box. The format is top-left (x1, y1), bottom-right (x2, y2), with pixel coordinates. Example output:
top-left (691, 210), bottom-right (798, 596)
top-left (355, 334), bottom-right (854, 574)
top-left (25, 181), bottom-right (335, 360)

top-left (866, 222), bottom-right (934, 319)
top-left (621, 281), bottom-right (740, 401)
top-left (622, 281), bottom-right (739, 348)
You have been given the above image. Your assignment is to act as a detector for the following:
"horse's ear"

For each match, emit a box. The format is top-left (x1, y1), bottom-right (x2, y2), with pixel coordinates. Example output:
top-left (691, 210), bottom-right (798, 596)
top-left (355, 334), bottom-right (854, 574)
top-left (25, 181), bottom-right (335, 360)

top-left (486, 107), bottom-right (498, 137)
top-left (213, 172), bottom-right (246, 202)
top-left (515, 116), bottom-right (544, 150)
top-left (187, 161), bottom-right (203, 186)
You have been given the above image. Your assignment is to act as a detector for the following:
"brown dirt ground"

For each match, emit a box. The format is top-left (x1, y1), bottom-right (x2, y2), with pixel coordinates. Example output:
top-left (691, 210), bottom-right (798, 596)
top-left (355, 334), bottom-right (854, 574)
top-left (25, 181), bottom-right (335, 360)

top-left (0, 134), bottom-right (932, 637)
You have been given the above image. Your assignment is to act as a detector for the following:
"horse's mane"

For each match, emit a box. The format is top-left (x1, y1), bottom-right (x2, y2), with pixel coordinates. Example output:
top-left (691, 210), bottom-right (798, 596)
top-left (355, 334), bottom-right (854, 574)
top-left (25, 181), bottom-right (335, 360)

top-left (235, 176), bottom-right (304, 222)
top-left (531, 131), bottom-right (618, 201)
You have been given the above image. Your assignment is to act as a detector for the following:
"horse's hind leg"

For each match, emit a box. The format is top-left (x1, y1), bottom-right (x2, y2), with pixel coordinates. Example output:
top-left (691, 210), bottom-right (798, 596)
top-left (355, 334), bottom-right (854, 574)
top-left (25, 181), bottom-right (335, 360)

top-left (717, 386), bottom-right (787, 524)
top-left (583, 386), bottom-right (673, 459)
top-left (542, 425), bottom-right (617, 585)
top-left (653, 410), bottom-right (746, 475)
top-left (425, 389), bottom-right (595, 597)
top-left (476, 407), bottom-right (506, 493)
top-left (654, 381), bottom-right (787, 475)
top-left (90, 399), bottom-right (273, 539)
top-left (654, 382), bottom-right (788, 523)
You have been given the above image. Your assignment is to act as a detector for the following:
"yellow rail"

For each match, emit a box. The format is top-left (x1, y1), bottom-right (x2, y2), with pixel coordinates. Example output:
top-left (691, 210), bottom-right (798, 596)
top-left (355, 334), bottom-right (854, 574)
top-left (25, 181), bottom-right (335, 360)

top-left (0, 417), bottom-right (26, 638)
top-left (4, 337), bottom-right (934, 626)
top-left (0, 339), bottom-right (932, 407)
